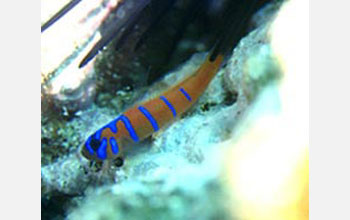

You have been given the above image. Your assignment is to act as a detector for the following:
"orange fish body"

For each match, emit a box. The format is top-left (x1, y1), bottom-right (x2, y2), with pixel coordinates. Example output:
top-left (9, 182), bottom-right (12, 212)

top-left (81, 53), bottom-right (224, 164)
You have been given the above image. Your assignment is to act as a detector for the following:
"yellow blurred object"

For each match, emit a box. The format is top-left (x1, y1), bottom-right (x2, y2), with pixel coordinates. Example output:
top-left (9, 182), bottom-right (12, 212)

top-left (225, 124), bottom-right (308, 220)
top-left (222, 0), bottom-right (309, 219)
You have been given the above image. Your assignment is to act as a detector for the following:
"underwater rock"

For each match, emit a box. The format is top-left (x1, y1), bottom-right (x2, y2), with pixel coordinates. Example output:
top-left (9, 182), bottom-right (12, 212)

top-left (224, 22), bottom-right (279, 107)
top-left (67, 156), bottom-right (231, 220)
top-left (41, 155), bottom-right (89, 196)
top-left (45, 72), bottom-right (97, 116)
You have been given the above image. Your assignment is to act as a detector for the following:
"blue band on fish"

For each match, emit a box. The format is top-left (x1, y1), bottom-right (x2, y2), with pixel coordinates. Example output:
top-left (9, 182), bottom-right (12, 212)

top-left (119, 115), bottom-right (139, 142)
top-left (160, 96), bottom-right (177, 117)
top-left (97, 138), bottom-right (108, 160)
top-left (179, 87), bottom-right (192, 102)
top-left (109, 137), bottom-right (119, 155)
top-left (138, 106), bottom-right (159, 131)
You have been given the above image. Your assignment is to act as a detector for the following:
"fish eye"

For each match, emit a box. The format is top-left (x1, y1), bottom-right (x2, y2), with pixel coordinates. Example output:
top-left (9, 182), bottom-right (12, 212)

top-left (114, 157), bottom-right (124, 167)
top-left (90, 138), bottom-right (101, 151)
